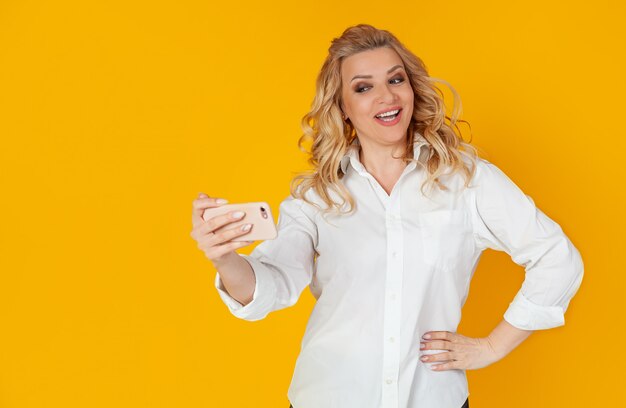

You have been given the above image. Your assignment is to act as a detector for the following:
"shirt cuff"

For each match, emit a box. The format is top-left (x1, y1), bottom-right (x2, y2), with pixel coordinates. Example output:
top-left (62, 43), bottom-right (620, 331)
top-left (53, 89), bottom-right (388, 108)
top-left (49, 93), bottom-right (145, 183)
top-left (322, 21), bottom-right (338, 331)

top-left (503, 290), bottom-right (565, 330)
top-left (214, 255), bottom-right (277, 321)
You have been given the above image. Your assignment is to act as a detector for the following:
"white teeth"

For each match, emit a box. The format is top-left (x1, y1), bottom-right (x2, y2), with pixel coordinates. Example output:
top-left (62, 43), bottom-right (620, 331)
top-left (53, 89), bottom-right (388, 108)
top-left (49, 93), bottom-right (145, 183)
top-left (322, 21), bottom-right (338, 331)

top-left (376, 109), bottom-right (400, 118)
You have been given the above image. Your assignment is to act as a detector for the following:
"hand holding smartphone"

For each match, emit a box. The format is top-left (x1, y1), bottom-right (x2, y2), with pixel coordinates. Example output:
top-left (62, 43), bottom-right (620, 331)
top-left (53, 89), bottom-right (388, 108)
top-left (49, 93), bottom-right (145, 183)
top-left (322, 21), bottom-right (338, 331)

top-left (201, 201), bottom-right (278, 241)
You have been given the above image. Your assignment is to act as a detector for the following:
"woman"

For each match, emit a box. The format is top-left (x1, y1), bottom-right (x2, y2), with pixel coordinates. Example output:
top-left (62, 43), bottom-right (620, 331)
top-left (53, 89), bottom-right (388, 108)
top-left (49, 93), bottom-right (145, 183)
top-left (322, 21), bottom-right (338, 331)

top-left (190, 24), bottom-right (584, 408)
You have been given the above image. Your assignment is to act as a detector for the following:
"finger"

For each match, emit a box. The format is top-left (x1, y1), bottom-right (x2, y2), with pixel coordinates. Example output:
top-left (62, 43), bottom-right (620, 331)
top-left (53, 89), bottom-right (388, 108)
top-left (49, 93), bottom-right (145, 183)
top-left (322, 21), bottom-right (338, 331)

top-left (207, 223), bottom-right (253, 246)
top-left (192, 193), bottom-right (228, 211)
top-left (430, 361), bottom-right (460, 371)
top-left (192, 195), bottom-right (229, 213)
top-left (423, 331), bottom-right (452, 341)
top-left (191, 195), bottom-right (230, 227)
top-left (196, 210), bottom-right (246, 237)
top-left (191, 212), bottom-right (243, 242)
top-left (421, 351), bottom-right (454, 363)
top-left (420, 340), bottom-right (455, 351)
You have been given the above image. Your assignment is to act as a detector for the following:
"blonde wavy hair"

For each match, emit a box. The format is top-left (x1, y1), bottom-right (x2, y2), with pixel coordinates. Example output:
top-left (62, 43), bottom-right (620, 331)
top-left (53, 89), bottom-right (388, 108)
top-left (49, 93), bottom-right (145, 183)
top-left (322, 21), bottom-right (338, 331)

top-left (290, 24), bottom-right (480, 215)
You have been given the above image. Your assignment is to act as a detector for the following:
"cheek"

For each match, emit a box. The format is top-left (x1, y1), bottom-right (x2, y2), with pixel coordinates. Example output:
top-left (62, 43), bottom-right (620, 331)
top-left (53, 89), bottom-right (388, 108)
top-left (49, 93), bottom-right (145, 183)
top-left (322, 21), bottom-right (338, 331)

top-left (402, 91), bottom-right (414, 116)
top-left (402, 87), bottom-right (414, 104)
top-left (351, 99), bottom-right (374, 119)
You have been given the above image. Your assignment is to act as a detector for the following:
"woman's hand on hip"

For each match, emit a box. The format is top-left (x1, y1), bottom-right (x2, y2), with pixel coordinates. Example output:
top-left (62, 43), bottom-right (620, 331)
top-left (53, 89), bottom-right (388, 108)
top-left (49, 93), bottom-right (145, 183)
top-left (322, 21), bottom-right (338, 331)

top-left (419, 331), bottom-right (502, 371)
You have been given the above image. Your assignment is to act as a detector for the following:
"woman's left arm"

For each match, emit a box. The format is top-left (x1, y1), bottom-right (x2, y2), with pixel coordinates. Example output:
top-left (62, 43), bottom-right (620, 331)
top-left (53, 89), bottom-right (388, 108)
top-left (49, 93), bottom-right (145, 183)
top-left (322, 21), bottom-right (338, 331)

top-left (420, 318), bottom-right (533, 370)
top-left (420, 159), bottom-right (584, 371)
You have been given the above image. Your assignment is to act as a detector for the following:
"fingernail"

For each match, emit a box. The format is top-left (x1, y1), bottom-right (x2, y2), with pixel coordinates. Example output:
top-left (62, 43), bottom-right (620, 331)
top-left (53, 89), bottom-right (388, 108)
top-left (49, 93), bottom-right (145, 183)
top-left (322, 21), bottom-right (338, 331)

top-left (216, 198), bottom-right (228, 204)
top-left (232, 211), bottom-right (244, 219)
top-left (420, 343), bottom-right (425, 349)
top-left (423, 334), bottom-right (431, 339)
top-left (420, 356), bottom-right (428, 361)
top-left (241, 224), bottom-right (251, 231)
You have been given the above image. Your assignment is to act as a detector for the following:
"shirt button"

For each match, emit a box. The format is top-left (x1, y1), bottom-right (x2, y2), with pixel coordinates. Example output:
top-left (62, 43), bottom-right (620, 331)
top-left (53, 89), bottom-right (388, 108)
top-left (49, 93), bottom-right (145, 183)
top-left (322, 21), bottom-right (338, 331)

top-left (392, 252), bottom-right (397, 258)
top-left (386, 378), bottom-right (393, 384)
top-left (389, 337), bottom-right (395, 343)
top-left (390, 294), bottom-right (396, 300)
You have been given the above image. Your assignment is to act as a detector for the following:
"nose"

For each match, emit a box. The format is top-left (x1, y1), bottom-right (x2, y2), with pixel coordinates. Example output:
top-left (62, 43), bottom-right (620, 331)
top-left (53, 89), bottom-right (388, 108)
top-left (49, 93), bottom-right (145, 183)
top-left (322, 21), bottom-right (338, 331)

top-left (376, 83), bottom-right (397, 104)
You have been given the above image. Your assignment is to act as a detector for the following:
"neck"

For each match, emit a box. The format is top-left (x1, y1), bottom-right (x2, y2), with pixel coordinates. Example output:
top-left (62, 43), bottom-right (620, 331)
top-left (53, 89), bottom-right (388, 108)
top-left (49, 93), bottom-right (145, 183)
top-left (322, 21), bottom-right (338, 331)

top-left (358, 140), bottom-right (409, 177)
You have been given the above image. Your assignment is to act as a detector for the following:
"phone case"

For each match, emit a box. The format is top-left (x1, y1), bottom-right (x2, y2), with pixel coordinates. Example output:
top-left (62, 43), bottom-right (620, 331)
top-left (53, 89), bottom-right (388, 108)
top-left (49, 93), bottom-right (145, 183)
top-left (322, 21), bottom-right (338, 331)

top-left (201, 201), bottom-right (278, 241)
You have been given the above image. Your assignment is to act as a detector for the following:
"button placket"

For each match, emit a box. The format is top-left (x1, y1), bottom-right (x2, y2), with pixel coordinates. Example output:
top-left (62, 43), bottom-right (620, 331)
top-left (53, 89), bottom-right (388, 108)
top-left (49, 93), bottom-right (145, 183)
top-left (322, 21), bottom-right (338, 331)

top-left (381, 198), bottom-right (403, 407)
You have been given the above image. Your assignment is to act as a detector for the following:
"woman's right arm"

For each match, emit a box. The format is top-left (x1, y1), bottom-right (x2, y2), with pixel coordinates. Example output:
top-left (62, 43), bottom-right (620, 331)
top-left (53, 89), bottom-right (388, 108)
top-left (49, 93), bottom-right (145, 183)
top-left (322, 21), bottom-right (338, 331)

top-left (191, 192), bottom-right (318, 321)
top-left (190, 192), bottom-right (257, 305)
top-left (212, 251), bottom-right (256, 306)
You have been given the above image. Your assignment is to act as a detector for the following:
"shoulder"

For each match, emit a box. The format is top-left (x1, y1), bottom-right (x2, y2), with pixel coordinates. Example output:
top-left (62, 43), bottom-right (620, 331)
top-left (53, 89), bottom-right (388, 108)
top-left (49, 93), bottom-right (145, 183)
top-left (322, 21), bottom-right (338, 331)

top-left (289, 183), bottom-right (346, 215)
top-left (465, 157), bottom-right (529, 203)
top-left (468, 157), bottom-right (512, 186)
top-left (433, 154), bottom-right (494, 193)
top-left (278, 188), bottom-right (321, 223)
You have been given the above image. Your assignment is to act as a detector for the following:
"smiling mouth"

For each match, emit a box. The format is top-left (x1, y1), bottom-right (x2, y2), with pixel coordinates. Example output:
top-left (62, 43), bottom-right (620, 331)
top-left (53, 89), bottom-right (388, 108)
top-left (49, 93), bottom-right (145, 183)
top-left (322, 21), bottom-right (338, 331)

top-left (374, 108), bottom-right (401, 121)
top-left (374, 108), bottom-right (403, 126)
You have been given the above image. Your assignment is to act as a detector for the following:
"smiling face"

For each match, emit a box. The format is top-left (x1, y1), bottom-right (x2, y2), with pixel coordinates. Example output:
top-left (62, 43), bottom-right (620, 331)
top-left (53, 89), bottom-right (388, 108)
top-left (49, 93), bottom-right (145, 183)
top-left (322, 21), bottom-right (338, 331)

top-left (340, 47), bottom-right (414, 148)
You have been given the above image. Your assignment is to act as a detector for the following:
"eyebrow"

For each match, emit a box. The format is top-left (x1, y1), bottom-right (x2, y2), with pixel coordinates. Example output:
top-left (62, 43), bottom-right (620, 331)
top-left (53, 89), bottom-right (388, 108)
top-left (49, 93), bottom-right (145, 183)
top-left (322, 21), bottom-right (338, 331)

top-left (350, 65), bottom-right (405, 83)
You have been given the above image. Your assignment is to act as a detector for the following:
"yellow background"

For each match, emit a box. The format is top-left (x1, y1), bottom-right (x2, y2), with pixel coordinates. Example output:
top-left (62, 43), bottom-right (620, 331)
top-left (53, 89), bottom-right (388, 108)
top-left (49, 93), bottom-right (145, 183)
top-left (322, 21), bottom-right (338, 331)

top-left (1, 0), bottom-right (623, 406)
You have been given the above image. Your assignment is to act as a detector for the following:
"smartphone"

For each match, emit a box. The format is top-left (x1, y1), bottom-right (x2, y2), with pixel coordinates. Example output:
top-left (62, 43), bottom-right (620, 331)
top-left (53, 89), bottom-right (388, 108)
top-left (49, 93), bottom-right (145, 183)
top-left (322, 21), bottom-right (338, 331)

top-left (201, 201), bottom-right (278, 241)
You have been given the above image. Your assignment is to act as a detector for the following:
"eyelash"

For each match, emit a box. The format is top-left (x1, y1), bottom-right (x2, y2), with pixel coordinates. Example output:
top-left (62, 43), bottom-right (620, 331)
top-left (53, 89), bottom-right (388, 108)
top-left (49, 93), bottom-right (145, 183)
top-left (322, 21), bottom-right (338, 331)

top-left (355, 76), bottom-right (405, 93)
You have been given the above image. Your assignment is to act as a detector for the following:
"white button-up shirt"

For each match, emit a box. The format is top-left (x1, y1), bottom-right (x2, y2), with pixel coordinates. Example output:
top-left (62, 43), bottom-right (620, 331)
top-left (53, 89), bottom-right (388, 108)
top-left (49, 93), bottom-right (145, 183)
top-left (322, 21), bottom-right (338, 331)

top-left (215, 135), bottom-right (584, 408)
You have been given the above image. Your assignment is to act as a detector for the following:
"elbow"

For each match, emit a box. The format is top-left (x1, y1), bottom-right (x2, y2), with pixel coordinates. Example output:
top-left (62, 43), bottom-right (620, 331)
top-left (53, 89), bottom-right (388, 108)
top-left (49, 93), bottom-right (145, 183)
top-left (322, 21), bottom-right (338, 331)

top-left (558, 244), bottom-right (584, 321)
top-left (227, 296), bottom-right (276, 322)
top-left (228, 295), bottom-right (277, 322)
top-left (556, 235), bottom-right (585, 299)
top-left (571, 244), bottom-right (585, 294)
top-left (233, 310), bottom-right (271, 322)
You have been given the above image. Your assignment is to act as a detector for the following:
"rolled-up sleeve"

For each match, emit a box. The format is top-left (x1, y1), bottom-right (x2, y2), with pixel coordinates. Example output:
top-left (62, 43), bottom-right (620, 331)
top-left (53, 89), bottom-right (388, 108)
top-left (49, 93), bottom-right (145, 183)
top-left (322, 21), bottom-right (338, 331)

top-left (214, 194), bottom-right (318, 321)
top-left (466, 159), bottom-right (584, 330)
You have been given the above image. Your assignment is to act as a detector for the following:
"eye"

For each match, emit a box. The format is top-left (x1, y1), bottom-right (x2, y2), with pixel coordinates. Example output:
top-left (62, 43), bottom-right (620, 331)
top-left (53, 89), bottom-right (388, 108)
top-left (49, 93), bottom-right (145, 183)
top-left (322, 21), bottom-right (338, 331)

top-left (354, 76), bottom-right (406, 93)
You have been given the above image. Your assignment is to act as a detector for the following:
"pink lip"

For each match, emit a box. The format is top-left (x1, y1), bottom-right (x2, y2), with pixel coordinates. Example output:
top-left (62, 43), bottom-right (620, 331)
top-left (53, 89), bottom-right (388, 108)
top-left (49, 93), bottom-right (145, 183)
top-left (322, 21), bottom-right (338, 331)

top-left (374, 108), bottom-right (402, 127)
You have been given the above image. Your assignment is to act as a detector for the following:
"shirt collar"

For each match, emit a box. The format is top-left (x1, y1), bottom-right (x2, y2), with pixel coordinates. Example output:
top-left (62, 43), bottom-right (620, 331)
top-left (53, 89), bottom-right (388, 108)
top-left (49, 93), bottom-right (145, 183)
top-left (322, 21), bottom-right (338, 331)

top-left (340, 133), bottom-right (430, 175)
